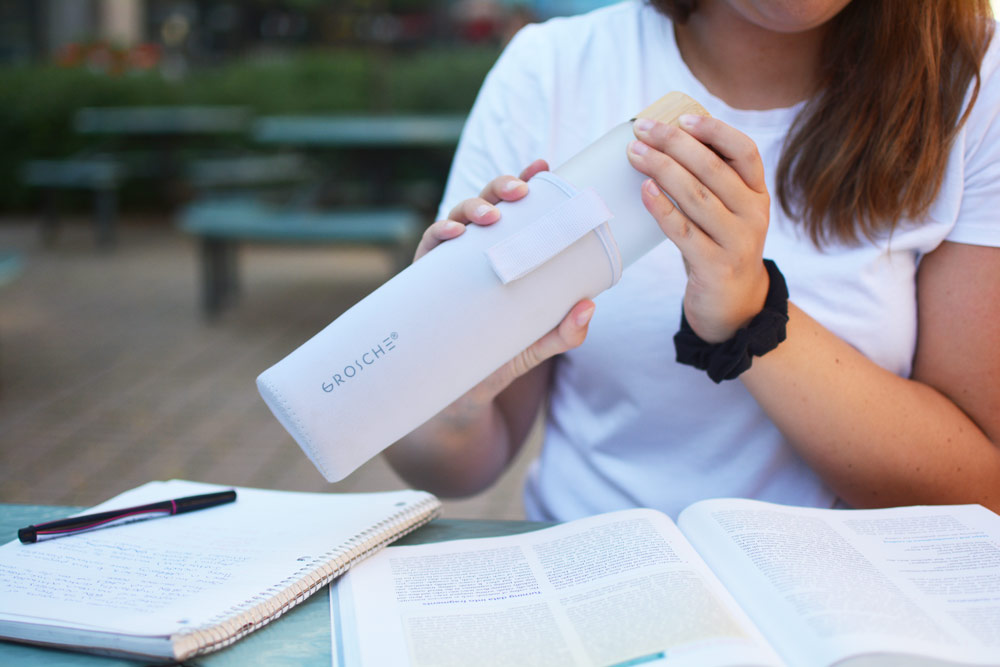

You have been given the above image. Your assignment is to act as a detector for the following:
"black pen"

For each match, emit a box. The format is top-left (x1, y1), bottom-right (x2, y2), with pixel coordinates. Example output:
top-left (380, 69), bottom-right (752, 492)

top-left (17, 489), bottom-right (237, 544)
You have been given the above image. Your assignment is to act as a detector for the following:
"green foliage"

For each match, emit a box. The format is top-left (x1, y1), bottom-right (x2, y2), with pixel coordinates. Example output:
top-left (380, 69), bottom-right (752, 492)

top-left (0, 46), bottom-right (499, 211)
top-left (387, 48), bottom-right (498, 111)
top-left (176, 51), bottom-right (372, 114)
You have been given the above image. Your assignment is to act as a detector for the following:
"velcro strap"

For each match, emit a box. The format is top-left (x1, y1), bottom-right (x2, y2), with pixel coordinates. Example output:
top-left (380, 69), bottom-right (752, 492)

top-left (486, 188), bottom-right (613, 284)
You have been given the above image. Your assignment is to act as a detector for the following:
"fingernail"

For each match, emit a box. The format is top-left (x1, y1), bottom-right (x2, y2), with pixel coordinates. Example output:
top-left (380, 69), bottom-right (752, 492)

top-left (679, 114), bottom-right (700, 129)
top-left (644, 179), bottom-right (662, 197)
top-left (634, 117), bottom-right (655, 132)
top-left (629, 140), bottom-right (650, 156)
top-left (503, 179), bottom-right (526, 192)
top-left (575, 306), bottom-right (595, 327)
top-left (475, 204), bottom-right (497, 220)
top-left (443, 221), bottom-right (464, 233)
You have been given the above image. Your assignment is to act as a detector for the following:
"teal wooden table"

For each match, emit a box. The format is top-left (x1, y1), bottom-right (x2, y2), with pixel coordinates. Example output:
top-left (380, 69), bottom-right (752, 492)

top-left (251, 115), bottom-right (466, 149)
top-left (0, 504), bottom-right (550, 666)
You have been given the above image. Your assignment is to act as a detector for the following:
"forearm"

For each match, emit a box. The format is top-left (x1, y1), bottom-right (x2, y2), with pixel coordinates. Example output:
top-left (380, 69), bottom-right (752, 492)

top-left (384, 358), bottom-right (553, 498)
top-left (383, 391), bottom-right (515, 498)
top-left (742, 303), bottom-right (1000, 511)
top-left (387, 158), bottom-right (593, 497)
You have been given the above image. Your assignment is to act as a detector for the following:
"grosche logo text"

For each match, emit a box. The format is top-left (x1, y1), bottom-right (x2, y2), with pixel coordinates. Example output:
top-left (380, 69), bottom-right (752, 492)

top-left (322, 333), bottom-right (398, 393)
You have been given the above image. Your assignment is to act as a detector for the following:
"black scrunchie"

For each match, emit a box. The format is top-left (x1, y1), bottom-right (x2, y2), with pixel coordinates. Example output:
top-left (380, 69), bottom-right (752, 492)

top-left (674, 259), bottom-right (789, 383)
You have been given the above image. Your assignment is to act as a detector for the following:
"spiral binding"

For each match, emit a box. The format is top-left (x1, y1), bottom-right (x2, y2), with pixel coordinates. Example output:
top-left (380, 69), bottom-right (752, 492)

top-left (170, 494), bottom-right (441, 661)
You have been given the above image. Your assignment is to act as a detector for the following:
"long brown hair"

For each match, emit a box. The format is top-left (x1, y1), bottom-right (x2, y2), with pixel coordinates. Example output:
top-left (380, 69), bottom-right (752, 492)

top-left (652, 0), bottom-right (995, 246)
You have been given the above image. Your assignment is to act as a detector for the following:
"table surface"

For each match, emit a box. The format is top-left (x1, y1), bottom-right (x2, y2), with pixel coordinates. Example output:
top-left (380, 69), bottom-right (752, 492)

top-left (0, 504), bottom-right (550, 666)
top-left (74, 107), bottom-right (253, 136)
top-left (252, 115), bottom-right (466, 148)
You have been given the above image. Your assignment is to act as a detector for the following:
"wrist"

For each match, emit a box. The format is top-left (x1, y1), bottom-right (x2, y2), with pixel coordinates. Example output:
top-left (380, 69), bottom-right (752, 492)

top-left (684, 263), bottom-right (771, 344)
top-left (674, 259), bottom-right (789, 383)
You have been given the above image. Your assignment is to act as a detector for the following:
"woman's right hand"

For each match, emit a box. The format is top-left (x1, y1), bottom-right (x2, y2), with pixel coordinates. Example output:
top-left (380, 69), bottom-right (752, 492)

top-left (417, 159), bottom-right (596, 398)
top-left (416, 159), bottom-right (542, 260)
top-left (385, 160), bottom-right (595, 496)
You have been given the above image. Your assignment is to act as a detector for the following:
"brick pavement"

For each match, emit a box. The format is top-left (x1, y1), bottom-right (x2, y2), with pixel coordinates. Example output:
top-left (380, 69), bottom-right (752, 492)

top-left (0, 218), bottom-right (538, 519)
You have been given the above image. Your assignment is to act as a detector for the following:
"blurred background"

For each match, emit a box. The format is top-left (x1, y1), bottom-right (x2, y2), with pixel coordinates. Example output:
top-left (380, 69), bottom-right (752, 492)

top-left (0, 0), bottom-right (617, 519)
top-left (2, 0), bottom-right (998, 519)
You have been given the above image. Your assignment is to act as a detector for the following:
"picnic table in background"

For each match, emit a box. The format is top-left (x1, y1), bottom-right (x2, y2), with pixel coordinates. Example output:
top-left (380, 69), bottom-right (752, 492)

top-left (73, 106), bottom-right (251, 137)
top-left (178, 113), bottom-right (466, 320)
top-left (21, 106), bottom-right (251, 249)
top-left (0, 251), bottom-right (24, 393)
top-left (251, 114), bottom-right (467, 148)
top-left (253, 113), bottom-right (467, 211)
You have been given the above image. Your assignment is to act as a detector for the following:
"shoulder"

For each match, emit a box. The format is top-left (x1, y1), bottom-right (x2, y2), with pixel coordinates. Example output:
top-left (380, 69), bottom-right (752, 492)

top-left (489, 1), bottom-right (676, 154)
top-left (979, 19), bottom-right (1000, 82)
top-left (944, 20), bottom-right (1000, 248)
top-left (439, 2), bottom-right (672, 214)
top-left (468, 0), bottom-right (670, 149)
top-left (504, 1), bottom-right (652, 58)
top-left (495, 1), bottom-right (664, 89)
top-left (962, 20), bottom-right (1000, 155)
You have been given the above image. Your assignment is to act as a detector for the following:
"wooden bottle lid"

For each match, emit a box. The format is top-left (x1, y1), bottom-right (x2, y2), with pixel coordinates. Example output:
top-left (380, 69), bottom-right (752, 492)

top-left (635, 91), bottom-right (710, 126)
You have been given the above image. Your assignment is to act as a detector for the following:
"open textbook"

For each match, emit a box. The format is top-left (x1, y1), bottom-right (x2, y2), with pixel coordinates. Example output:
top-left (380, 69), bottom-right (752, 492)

top-left (336, 498), bottom-right (1000, 667)
top-left (0, 479), bottom-right (440, 661)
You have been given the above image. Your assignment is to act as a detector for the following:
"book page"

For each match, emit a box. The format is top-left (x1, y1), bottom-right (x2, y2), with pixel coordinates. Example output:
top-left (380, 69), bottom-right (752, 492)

top-left (338, 508), bottom-right (783, 667)
top-left (678, 499), bottom-right (1000, 667)
top-left (0, 480), bottom-right (434, 639)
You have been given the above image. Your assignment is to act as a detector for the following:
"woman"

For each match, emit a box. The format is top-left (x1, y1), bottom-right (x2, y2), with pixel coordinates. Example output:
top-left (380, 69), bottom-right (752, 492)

top-left (385, 0), bottom-right (1000, 521)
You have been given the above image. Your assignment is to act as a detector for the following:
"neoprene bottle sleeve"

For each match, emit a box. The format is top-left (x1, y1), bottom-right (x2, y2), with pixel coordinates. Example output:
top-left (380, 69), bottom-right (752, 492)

top-left (257, 92), bottom-right (710, 481)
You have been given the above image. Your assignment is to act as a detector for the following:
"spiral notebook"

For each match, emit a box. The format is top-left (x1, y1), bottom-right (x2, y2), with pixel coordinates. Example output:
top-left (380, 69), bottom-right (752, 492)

top-left (0, 479), bottom-right (440, 661)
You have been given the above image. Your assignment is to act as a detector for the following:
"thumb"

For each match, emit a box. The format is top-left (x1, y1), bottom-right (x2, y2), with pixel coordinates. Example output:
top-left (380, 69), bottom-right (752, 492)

top-left (472, 300), bottom-right (595, 403)
top-left (508, 300), bottom-right (595, 378)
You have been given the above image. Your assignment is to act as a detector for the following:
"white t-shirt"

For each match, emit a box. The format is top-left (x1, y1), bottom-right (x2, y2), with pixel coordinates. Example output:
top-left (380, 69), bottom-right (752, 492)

top-left (438, 1), bottom-right (1000, 521)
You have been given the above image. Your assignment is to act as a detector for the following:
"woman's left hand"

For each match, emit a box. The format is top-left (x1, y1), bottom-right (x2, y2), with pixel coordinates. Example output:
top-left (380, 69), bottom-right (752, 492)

top-left (627, 114), bottom-right (771, 343)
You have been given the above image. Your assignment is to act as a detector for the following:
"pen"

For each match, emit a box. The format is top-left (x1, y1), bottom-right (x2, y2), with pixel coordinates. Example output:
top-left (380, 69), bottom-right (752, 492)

top-left (17, 489), bottom-right (237, 544)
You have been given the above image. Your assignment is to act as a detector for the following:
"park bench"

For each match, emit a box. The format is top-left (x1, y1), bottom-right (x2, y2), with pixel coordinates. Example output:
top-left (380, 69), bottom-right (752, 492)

top-left (20, 106), bottom-right (251, 249)
top-left (178, 198), bottom-right (421, 319)
top-left (0, 252), bottom-right (23, 287)
top-left (20, 157), bottom-right (124, 248)
top-left (176, 114), bottom-right (464, 319)
top-left (0, 250), bottom-right (25, 391)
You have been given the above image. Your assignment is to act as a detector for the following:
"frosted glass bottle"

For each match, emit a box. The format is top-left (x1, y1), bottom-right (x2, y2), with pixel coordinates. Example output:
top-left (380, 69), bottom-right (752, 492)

top-left (257, 93), bottom-right (709, 481)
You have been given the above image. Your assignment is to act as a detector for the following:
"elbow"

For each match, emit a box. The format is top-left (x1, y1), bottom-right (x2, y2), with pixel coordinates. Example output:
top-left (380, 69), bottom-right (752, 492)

top-left (381, 443), bottom-right (504, 499)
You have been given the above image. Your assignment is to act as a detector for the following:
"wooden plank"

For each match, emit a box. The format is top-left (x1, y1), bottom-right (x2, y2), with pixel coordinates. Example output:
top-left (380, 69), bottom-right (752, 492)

top-left (179, 200), bottom-right (422, 244)
top-left (74, 107), bottom-right (251, 136)
top-left (252, 115), bottom-right (466, 148)
top-left (21, 160), bottom-right (123, 188)
top-left (185, 154), bottom-right (313, 189)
